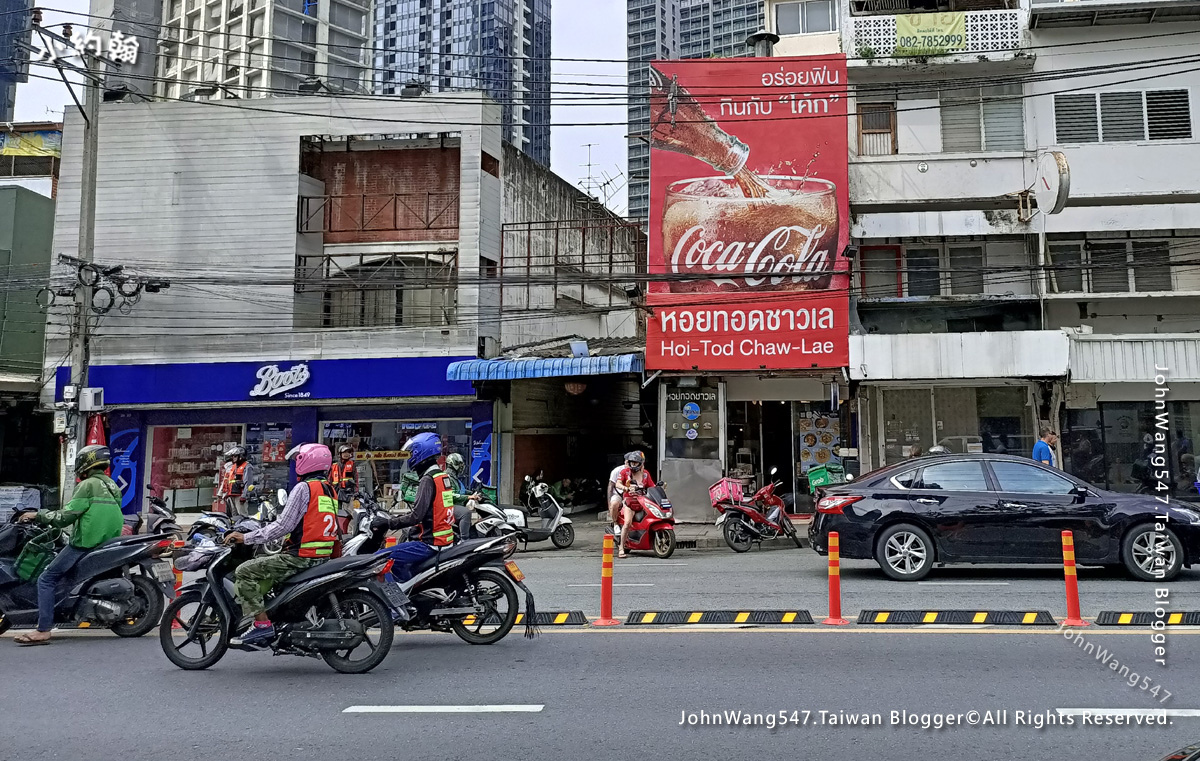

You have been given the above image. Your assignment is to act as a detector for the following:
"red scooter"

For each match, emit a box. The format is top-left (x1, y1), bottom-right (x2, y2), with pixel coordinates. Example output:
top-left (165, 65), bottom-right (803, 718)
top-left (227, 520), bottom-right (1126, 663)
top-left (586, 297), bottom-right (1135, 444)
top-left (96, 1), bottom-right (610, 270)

top-left (616, 483), bottom-right (676, 559)
top-left (709, 468), bottom-right (803, 553)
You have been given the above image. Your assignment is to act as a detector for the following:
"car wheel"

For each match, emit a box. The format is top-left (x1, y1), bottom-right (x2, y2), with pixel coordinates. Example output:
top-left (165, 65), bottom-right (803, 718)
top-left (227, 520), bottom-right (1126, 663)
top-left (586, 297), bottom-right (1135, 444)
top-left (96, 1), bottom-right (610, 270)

top-left (1121, 524), bottom-right (1183, 582)
top-left (875, 523), bottom-right (935, 581)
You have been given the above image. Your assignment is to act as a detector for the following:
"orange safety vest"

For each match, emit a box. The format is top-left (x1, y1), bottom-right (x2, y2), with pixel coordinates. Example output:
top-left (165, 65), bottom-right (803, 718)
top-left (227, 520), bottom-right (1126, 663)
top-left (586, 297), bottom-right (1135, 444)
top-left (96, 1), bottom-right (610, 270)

top-left (415, 470), bottom-right (457, 547)
top-left (331, 460), bottom-right (357, 492)
top-left (283, 479), bottom-right (339, 558)
top-left (221, 461), bottom-right (249, 495)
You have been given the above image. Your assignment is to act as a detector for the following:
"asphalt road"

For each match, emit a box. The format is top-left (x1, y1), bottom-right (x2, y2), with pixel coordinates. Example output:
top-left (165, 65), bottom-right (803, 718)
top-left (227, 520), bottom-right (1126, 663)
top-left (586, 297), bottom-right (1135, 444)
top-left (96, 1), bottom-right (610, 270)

top-left (2, 627), bottom-right (1197, 761)
top-left (511, 539), bottom-right (1200, 618)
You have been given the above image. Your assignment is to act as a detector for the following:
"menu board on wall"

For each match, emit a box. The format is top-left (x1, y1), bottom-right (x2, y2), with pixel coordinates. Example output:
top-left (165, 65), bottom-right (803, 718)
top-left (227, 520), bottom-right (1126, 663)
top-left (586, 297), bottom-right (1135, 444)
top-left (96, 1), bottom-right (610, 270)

top-left (796, 412), bottom-right (841, 474)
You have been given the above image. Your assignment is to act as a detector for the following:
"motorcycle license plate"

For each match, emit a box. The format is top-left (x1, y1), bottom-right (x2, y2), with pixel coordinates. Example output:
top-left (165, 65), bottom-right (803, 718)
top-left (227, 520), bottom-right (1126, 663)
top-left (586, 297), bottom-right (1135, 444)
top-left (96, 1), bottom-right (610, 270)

top-left (380, 584), bottom-right (410, 609)
top-left (150, 562), bottom-right (175, 583)
top-left (504, 560), bottom-right (525, 582)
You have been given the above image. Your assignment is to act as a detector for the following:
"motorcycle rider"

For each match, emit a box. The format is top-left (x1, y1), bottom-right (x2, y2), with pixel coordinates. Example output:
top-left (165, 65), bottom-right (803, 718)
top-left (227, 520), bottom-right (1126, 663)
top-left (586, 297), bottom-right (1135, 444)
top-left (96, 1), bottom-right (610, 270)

top-left (224, 443), bottom-right (339, 648)
top-left (371, 432), bottom-right (457, 582)
top-left (606, 463), bottom-right (624, 535)
top-left (14, 445), bottom-right (124, 646)
top-left (216, 445), bottom-right (257, 515)
top-left (616, 451), bottom-right (655, 559)
top-left (444, 452), bottom-right (480, 540)
top-left (330, 444), bottom-right (359, 532)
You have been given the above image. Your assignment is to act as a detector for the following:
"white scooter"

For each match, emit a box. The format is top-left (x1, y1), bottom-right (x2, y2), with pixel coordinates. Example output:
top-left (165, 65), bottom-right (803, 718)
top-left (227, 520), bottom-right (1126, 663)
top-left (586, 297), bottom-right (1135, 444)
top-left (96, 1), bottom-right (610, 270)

top-left (499, 475), bottom-right (574, 550)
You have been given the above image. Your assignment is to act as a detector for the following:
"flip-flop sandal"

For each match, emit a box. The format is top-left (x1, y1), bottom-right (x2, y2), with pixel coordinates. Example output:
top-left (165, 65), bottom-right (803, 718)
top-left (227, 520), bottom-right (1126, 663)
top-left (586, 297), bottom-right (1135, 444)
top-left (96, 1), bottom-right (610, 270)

top-left (14, 634), bottom-right (51, 646)
top-left (618, 551), bottom-right (629, 559)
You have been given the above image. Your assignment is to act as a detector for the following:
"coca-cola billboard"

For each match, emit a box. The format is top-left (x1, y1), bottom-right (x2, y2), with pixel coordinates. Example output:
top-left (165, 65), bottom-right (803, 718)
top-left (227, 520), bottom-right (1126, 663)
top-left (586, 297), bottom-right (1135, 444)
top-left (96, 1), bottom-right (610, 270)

top-left (646, 56), bottom-right (850, 371)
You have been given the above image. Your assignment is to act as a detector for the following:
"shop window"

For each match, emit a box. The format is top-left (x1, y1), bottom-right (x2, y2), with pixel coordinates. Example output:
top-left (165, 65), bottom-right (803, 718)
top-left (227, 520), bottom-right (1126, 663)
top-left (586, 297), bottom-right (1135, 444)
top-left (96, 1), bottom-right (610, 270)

top-left (321, 419), bottom-right (473, 506)
top-left (879, 387), bottom-right (1033, 466)
top-left (149, 425), bottom-right (242, 511)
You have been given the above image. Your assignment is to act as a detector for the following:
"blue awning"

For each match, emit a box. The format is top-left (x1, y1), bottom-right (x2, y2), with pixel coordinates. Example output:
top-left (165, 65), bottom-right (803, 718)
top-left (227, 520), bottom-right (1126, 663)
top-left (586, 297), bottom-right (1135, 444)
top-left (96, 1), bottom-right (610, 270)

top-left (446, 353), bottom-right (644, 381)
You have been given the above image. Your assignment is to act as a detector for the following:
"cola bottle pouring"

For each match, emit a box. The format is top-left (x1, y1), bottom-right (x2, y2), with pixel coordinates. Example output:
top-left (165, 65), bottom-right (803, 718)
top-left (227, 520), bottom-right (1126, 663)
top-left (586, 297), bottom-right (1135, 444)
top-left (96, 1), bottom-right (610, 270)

top-left (649, 66), bottom-right (839, 293)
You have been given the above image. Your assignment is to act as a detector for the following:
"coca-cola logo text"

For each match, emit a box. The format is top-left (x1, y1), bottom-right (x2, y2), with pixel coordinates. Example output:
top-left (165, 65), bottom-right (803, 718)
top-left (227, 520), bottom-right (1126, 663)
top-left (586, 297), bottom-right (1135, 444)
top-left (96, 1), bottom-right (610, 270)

top-left (250, 363), bottom-right (311, 398)
top-left (670, 224), bottom-right (830, 287)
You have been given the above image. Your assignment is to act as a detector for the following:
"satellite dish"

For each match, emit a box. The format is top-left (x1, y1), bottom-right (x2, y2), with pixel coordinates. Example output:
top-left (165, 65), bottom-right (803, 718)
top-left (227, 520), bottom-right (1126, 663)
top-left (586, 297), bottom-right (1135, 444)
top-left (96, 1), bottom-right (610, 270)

top-left (1033, 151), bottom-right (1070, 215)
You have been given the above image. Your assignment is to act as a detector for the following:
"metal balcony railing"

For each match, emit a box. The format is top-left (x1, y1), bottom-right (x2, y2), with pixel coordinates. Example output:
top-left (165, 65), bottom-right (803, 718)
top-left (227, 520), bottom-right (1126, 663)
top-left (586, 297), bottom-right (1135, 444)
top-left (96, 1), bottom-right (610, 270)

top-left (297, 192), bottom-right (459, 234)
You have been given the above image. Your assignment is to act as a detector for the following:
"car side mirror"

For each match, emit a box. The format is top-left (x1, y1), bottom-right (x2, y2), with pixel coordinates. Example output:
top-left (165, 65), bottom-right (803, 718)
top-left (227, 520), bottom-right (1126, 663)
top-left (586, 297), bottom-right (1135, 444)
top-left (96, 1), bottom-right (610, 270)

top-left (1070, 485), bottom-right (1088, 502)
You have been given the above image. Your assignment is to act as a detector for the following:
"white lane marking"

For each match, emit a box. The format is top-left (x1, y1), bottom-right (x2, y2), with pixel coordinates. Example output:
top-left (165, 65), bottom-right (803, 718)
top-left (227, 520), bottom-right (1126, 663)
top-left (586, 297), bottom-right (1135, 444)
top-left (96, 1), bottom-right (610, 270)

top-left (566, 583), bottom-right (655, 587)
top-left (1056, 709), bottom-right (1200, 718)
top-left (917, 582), bottom-right (1010, 586)
top-left (344, 705), bottom-right (545, 714)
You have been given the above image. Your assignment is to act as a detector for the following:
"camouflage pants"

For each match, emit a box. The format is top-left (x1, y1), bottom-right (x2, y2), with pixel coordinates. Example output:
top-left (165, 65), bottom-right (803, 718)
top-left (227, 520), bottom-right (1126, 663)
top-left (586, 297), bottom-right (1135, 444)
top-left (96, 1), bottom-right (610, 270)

top-left (233, 553), bottom-right (323, 617)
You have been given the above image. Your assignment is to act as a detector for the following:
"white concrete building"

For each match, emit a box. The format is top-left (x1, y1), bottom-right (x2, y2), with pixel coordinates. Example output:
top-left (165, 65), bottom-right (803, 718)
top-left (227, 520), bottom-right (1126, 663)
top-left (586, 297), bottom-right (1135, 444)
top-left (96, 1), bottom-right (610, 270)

top-left (770, 0), bottom-right (1200, 491)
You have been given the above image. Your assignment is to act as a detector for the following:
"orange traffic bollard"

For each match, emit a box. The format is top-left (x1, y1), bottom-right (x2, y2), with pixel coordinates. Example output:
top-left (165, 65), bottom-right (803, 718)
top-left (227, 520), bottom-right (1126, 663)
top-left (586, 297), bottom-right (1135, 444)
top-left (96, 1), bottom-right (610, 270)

top-left (171, 568), bottom-right (184, 629)
top-left (822, 531), bottom-right (850, 626)
top-left (593, 534), bottom-right (621, 626)
top-left (1061, 530), bottom-right (1089, 627)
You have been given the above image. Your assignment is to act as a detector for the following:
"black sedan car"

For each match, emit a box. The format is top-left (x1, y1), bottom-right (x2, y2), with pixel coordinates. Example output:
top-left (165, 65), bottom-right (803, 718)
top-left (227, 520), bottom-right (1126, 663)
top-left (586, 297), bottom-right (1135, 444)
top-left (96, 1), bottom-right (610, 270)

top-left (808, 453), bottom-right (1200, 581)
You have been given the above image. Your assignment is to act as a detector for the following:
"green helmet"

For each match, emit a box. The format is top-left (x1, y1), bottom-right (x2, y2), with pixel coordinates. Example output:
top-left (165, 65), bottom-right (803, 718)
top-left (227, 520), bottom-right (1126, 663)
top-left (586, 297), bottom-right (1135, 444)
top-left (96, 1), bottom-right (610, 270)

top-left (446, 452), bottom-right (466, 479)
top-left (75, 444), bottom-right (111, 477)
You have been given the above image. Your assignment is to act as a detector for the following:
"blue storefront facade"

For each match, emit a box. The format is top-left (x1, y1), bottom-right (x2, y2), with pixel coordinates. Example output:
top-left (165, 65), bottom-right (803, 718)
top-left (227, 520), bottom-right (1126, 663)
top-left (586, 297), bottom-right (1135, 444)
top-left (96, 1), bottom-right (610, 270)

top-left (55, 356), bottom-right (493, 514)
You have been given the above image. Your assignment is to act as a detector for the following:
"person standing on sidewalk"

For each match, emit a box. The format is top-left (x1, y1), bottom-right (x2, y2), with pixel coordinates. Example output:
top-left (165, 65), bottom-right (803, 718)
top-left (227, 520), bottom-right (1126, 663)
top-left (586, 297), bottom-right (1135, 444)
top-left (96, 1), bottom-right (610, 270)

top-left (330, 444), bottom-right (359, 533)
top-left (1033, 428), bottom-right (1058, 468)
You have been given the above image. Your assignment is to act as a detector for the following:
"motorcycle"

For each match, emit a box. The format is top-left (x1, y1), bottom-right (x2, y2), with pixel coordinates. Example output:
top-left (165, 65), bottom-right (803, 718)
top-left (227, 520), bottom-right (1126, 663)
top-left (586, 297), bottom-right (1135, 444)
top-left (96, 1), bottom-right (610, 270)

top-left (346, 522), bottom-right (537, 646)
top-left (0, 508), bottom-right (176, 637)
top-left (186, 487), bottom-right (283, 555)
top-left (710, 468), bottom-right (803, 553)
top-left (503, 474), bottom-right (574, 550)
top-left (122, 486), bottom-right (180, 537)
top-left (159, 521), bottom-right (396, 674)
top-left (615, 482), bottom-right (676, 559)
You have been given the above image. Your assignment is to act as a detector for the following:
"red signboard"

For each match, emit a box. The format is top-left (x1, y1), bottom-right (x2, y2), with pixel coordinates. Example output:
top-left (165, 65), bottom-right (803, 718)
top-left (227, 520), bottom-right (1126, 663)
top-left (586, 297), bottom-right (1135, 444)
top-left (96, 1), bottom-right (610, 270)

top-left (645, 56), bottom-right (850, 371)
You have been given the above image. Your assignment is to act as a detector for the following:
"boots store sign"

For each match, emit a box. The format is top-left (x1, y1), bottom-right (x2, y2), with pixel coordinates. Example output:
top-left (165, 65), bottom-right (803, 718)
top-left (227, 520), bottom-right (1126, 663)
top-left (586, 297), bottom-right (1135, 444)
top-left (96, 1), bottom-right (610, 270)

top-left (54, 356), bottom-right (474, 406)
top-left (250, 363), bottom-right (312, 399)
top-left (645, 55), bottom-right (850, 371)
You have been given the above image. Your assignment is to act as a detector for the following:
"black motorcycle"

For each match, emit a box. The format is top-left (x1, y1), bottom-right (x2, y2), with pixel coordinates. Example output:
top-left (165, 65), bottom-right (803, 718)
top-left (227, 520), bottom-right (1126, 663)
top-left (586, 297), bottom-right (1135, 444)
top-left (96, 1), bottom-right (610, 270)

top-left (159, 526), bottom-right (396, 674)
top-left (351, 526), bottom-right (537, 646)
top-left (0, 508), bottom-right (177, 637)
top-left (123, 486), bottom-right (180, 537)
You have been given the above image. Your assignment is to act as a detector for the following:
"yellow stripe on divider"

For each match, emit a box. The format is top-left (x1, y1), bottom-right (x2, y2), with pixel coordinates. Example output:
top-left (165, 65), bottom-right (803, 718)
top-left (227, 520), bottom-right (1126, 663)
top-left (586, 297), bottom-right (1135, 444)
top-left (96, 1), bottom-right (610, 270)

top-left (515, 613), bottom-right (524, 624)
top-left (642, 612), bottom-right (658, 624)
top-left (973, 612), bottom-right (988, 624)
top-left (1118, 613), bottom-right (1134, 625)
top-left (923, 612), bottom-right (938, 623)
top-left (688, 612), bottom-right (703, 624)
top-left (1169, 613), bottom-right (1183, 625)
top-left (462, 615), bottom-right (476, 626)
top-left (78, 622), bottom-right (90, 628)
top-left (735, 612), bottom-right (750, 624)
top-left (782, 612), bottom-right (797, 624)
top-left (554, 613), bottom-right (569, 625)
top-left (875, 612), bottom-right (890, 623)
top-left (1022, 613), bottom-right (1037, 624)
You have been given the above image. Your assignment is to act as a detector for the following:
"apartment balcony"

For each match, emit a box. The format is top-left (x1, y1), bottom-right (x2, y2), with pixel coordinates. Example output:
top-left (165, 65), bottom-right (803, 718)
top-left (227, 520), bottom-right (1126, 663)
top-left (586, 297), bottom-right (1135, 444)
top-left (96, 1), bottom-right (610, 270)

top-left (1030, 0), bottom-right (1200, 28)
top-left (849, 152), bottom-right (1030, 210)
top-left (847, 6), bottom-right (1028, 65)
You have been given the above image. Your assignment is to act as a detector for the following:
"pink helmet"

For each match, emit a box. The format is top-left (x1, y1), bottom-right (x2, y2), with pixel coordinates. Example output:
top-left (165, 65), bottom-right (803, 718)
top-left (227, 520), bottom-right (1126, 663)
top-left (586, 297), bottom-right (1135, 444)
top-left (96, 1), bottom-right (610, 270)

top-left (287, 443), bottom-right (332, 477)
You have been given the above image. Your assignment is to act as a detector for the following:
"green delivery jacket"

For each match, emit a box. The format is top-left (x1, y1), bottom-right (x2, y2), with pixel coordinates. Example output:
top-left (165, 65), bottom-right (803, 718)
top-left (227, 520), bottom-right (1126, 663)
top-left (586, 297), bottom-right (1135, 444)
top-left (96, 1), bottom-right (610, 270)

top-left (37, 474), bottom-right (124, 549)
top-left (400, 470), bottom-right (471, 507)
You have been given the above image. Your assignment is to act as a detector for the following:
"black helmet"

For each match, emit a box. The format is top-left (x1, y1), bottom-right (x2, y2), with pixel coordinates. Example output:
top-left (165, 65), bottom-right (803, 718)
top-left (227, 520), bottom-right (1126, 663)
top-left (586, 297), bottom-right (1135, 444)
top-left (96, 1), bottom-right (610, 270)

top-left (625, 450), bottom-right (645, 470)
top-left (75, 444), bottom-right (111, 476)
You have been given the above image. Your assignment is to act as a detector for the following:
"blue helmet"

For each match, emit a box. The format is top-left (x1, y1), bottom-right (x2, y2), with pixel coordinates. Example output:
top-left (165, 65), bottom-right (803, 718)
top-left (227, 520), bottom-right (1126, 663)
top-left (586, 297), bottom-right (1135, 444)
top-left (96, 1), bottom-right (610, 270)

top-left (403, 432), bottom-right (442, 471)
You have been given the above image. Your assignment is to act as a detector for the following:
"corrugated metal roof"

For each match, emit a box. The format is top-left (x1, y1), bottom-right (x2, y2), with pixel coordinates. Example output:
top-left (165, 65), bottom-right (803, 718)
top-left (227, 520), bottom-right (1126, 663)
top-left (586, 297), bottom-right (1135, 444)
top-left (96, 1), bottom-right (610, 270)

top-left (447, 353), bottom-right (644, 381)
top-left (1069, 335), bottom-right (1200, 383)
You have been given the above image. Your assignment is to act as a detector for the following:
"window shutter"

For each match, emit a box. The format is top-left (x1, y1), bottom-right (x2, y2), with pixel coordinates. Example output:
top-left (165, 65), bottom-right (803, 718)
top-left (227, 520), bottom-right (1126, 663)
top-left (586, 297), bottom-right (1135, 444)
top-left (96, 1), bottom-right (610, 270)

top-left (858, 103), bottom-right (896, 156)
top-left (1054, 94), bottom-right (1098, 143)
top-left (981, 85), bottom-right (1024, 151)
top-left (1088, 242), bottom-right (1129, 293)
top-left (1132, 241), bottom-right (1172, 292)
top-left (1099, 92), bottom-right (1145, 142)
top-left (1146, 90), bottom-right (1192, 140)
top-left (906, 247), bottom-right (941, 297)
top-left (941, 89), bottom-right (982, 152)
top-left (1048, 244), bottom-right (1084, 293)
